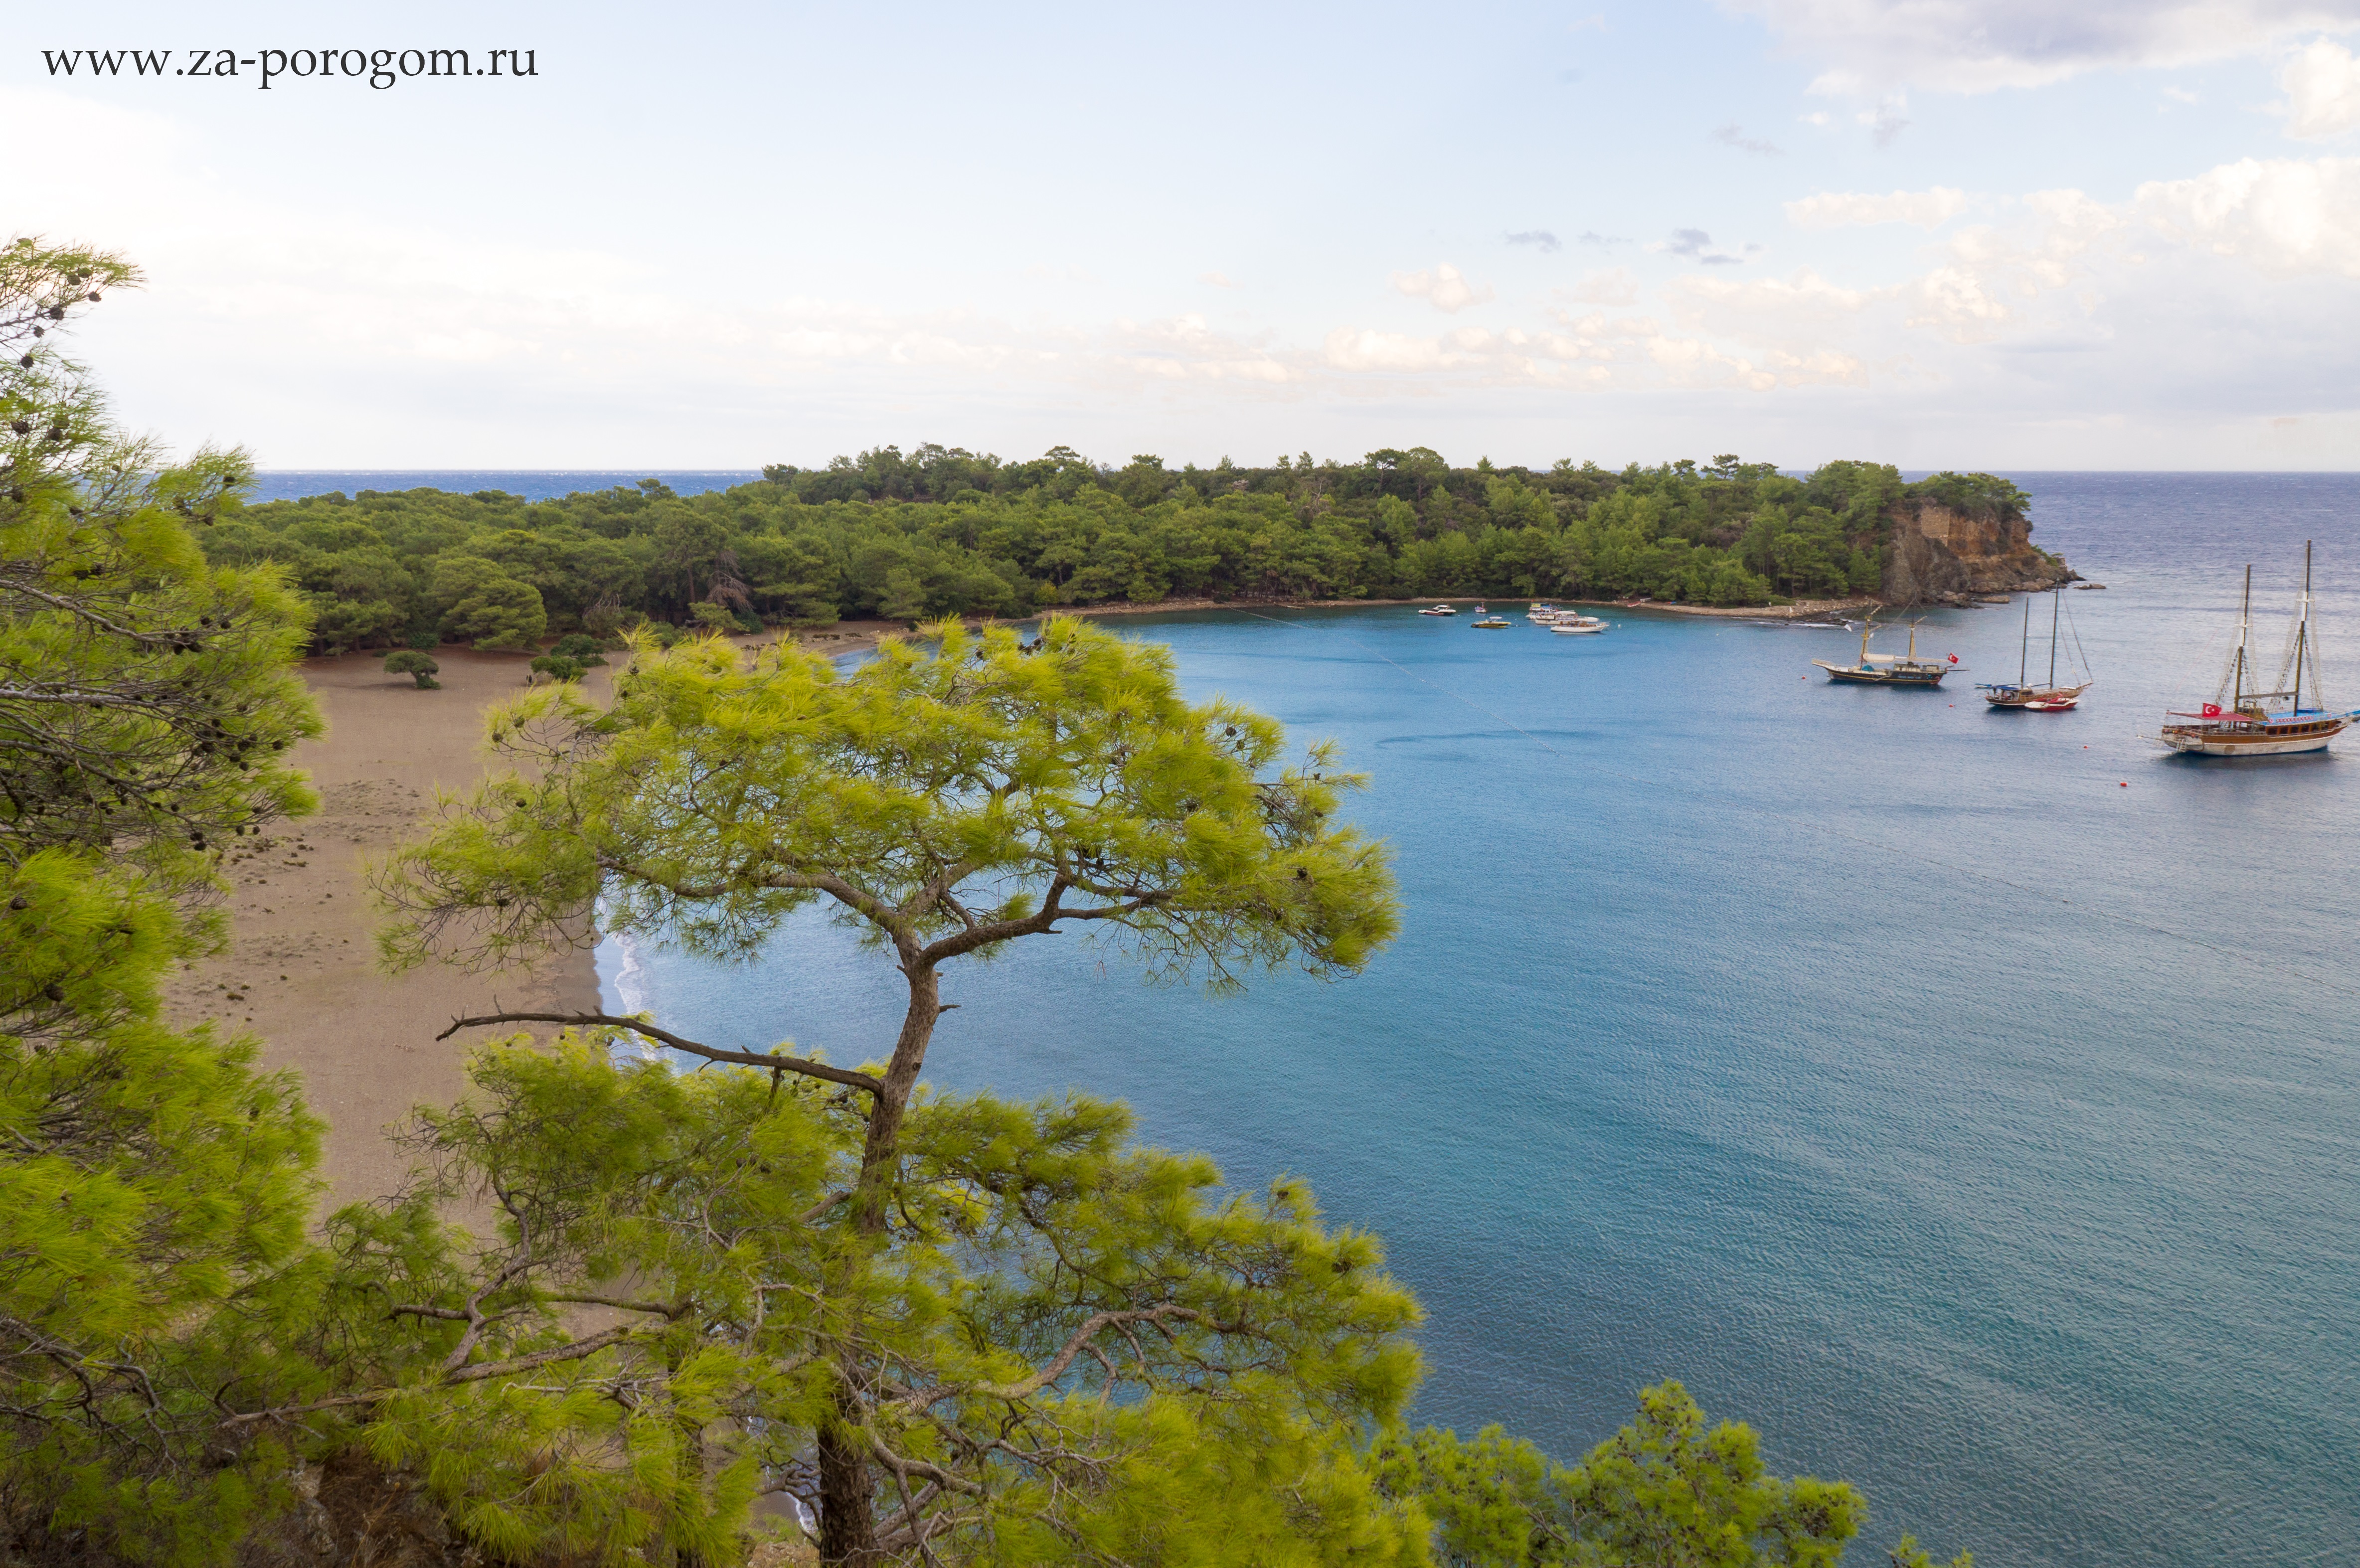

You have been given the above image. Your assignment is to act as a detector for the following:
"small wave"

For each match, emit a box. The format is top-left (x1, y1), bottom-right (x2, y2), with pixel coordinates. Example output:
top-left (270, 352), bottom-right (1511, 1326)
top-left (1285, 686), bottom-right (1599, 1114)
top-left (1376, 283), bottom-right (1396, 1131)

top-left (597, 919), bottom-right (666, 1062)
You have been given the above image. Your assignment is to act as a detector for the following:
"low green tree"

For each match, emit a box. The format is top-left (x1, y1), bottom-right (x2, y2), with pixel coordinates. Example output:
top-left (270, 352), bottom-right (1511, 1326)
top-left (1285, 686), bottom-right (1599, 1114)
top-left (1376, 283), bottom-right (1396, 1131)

top-left (549, 631), bottom-right (610, 663)
top-left (431, 554), bottom-right (546, 650)
top-left (384, 648), bottom-right (440, 688)
top-left (371, 614), bottom-right (1400, 1562)
top-left (527, 652), bottom-right (585, 683)
top-left (1380, 1382), bottom-right (1864, 1567)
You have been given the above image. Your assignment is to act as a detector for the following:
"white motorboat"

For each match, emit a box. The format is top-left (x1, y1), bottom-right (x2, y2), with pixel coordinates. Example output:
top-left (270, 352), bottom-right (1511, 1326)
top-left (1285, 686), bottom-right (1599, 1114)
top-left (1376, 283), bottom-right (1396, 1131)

top-left (1549, 616), bottom-right (1606, 634)
top-left (1418, 604), bottom-right (1457, 617)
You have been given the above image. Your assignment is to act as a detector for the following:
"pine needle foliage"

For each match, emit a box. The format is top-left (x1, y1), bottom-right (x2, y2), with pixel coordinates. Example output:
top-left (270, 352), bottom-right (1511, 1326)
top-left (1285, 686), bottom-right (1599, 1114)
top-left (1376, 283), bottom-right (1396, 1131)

top-left (0, 237), bottom-right (330, 1561)
top-left (1376, 1383), bottom-right (1866, 1568)
top-left (323, 1036), bottom-right (1429, 1565)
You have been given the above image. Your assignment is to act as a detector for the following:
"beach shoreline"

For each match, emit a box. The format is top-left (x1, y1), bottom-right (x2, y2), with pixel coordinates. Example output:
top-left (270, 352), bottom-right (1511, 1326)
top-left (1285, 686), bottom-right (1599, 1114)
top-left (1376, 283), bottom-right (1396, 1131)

top-left (768, 595), bottom-right (1888, 658)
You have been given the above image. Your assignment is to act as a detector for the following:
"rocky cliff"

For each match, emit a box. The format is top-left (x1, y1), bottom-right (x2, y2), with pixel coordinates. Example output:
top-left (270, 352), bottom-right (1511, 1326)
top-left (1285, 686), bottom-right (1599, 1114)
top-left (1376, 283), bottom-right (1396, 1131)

top-left (1881, 499), bottom-right (2072, 606)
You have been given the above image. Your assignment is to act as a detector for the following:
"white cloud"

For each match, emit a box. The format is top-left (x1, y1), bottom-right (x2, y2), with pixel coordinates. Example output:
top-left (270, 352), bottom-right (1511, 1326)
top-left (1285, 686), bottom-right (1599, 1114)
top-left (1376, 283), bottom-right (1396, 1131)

top-left (2135, 156), bottom-right (2360, 273)
top-left (1785, 187), bottom-right (1970, 227)
top-left (1558, 268), bottom-right (1642, 306)
top-left (1723, 0), bottom-right (2360, 94)
top-left (1199, 271), bottom-right (1238, 287)
top-left (2280, 37), bottom-right (2360, 135)
top-left (1389, 262), bottom-right (1494, 313)
top-left (1323, 328), bottom-right (1460, 371)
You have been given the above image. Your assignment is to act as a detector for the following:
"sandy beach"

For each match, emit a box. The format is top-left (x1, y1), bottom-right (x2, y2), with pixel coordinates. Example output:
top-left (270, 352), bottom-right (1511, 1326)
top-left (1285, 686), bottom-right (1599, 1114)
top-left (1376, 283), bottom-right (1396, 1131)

top-left (162, 647), bottom-right (610, 1207)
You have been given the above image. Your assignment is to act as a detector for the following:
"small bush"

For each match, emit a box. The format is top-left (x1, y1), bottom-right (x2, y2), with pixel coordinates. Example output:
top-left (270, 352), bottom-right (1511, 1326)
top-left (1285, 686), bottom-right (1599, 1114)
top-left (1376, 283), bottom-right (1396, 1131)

top-left (549, 633), bottom-right (609, 664)
top-left (384, 650), bottom-right (440, 689)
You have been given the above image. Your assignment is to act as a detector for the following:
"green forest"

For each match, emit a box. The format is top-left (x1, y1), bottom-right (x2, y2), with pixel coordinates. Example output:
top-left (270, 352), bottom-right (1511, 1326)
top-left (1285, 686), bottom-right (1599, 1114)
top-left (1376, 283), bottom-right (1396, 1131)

top-left (202, 448), bottom-right (2032, 653)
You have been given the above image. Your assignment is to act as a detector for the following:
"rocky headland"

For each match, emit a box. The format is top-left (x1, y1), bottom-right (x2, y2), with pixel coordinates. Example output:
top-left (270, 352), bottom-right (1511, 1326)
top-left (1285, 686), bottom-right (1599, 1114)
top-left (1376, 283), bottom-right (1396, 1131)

top-left (1882, 497), bottom-right (2075, 606)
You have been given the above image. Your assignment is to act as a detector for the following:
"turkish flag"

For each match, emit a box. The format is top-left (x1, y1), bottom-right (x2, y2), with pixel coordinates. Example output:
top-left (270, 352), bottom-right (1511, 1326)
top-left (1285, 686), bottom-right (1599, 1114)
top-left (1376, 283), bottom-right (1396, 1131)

top-left (2202, 703), bottom-right (2222, 717)
top-left (1948, 654), bottom-right (1959, 663)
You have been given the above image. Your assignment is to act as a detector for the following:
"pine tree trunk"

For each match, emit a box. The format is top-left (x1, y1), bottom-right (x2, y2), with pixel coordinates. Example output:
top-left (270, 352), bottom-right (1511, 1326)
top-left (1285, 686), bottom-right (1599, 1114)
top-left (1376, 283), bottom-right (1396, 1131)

top-left (817, 1384), bottom-right (881, 1567)
top-left (818, 963), bottom-right (942, 1565)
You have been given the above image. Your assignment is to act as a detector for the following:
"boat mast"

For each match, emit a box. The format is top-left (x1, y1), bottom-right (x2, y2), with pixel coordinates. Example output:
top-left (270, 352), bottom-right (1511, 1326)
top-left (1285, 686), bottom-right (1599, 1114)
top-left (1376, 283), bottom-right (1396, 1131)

top-left (2048, 586), bottom-right (2060, 686)
top-left (2235, 565), bottom-right (2250, 707)
top-left (2019, 594), bottom-right (2030, 685)
top-left (2294, 540), bottom-right (2312, 714)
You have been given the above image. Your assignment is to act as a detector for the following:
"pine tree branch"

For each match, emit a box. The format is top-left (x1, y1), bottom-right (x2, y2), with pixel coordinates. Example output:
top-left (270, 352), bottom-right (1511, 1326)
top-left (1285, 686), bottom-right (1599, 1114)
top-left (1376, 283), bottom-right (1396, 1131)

top-left (433, 1010), bottom-right (882, 1096)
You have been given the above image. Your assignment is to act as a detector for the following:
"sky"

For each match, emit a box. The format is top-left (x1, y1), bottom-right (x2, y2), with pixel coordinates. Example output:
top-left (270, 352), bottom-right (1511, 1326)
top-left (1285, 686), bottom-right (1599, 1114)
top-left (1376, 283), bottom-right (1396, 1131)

top-left (10, 0), bottom-right (2360, 470)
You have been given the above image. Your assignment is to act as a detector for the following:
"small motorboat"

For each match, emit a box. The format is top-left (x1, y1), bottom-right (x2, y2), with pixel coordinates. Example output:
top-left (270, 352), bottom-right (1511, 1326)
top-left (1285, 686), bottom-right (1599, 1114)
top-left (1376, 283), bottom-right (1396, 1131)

top-left (2023, 696), bottom-right (2079, 711)
top-left (1472, 616), bottom-right (1511, 628)
top-left (1549, 616), bottom-right (1606, 634)
top-left (1418, 604), bottom-right (1457, 617)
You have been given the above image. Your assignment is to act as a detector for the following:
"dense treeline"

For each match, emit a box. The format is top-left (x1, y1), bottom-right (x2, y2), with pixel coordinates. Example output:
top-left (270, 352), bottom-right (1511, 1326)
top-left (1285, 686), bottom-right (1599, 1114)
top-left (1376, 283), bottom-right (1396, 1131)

top-left (206, 447), bottom-right (2031, 653)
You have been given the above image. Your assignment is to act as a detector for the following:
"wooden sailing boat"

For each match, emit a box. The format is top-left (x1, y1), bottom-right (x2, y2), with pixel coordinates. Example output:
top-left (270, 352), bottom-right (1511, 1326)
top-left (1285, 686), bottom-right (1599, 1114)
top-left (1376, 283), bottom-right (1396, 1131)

top-left (1978, 588), bottom-right (2091, 710)
top-left (2158, 541), bottom-right (2356, 756)
top-left (1812, 618), bottom-right (1955, 686)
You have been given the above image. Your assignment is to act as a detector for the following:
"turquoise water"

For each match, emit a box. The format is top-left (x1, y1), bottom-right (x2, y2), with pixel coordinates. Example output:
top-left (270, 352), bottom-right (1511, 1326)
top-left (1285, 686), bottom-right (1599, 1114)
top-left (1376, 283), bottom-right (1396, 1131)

top-left (601, 475), bottom-right (2360, 1567)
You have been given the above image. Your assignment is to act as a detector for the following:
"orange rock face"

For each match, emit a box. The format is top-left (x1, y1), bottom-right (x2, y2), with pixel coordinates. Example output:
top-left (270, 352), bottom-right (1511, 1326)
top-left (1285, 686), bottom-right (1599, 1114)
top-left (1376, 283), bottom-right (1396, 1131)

top-left (1883, 500), bottom-right (2071, 604)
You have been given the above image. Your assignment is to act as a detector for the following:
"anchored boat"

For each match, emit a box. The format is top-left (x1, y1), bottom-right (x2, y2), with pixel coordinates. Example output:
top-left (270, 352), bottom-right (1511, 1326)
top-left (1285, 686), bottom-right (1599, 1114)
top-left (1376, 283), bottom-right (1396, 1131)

top-left (1812, 620), bottom-right (1955, 686)
top-left (2159, 542), bottom-right (2356, 757)
top-left (1979, 587), bottom-right (2091, 711)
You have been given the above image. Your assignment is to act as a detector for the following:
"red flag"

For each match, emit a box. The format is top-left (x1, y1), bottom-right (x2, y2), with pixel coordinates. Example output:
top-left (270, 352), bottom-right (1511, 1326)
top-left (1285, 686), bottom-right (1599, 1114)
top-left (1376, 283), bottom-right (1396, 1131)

top-left (2202, 703), bottom-right (2222, 717)
top-left (1948, 653), bottom-right (1958, 663)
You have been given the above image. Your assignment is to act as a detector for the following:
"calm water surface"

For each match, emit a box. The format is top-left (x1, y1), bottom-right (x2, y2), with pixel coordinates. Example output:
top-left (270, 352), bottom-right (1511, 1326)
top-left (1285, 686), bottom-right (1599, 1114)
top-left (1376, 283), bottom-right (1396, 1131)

top-left (590, 474), bottom-right (2359, 1568)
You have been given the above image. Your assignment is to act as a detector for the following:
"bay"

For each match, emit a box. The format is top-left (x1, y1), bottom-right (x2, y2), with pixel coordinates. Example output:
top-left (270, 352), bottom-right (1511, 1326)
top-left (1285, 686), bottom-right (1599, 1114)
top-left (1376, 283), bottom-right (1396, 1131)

top-left (565, 471), bottom-right (2358, 1567)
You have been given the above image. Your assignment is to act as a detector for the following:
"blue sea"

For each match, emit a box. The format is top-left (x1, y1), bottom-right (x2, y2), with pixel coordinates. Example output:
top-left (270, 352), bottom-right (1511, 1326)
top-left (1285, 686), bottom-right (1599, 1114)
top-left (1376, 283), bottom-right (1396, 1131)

top-left (249, 470), bottom-right (758, 503)
top-left (364, 469), bottom-right (2356, 1567)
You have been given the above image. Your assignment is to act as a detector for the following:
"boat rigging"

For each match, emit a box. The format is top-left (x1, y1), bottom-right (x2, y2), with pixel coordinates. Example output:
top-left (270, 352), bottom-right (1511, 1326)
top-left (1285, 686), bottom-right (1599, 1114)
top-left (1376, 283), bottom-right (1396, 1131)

top-left (1978, 587), bottom-right (2091, 711)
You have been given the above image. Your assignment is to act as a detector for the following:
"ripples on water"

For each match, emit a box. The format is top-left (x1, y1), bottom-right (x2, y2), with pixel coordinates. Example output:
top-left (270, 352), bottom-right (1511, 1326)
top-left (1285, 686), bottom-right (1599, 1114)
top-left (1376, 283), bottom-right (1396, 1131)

top-left (568, 473), bottom-right (2359, 1568)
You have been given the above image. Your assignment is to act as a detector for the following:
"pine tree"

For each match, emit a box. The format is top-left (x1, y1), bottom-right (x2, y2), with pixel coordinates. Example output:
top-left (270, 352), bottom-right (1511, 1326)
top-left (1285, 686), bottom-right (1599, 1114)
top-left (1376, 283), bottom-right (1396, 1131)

top-left (0, 236), bottom-right (330, 1561)
top-left (370, 615), bottom-right (1401, 1562)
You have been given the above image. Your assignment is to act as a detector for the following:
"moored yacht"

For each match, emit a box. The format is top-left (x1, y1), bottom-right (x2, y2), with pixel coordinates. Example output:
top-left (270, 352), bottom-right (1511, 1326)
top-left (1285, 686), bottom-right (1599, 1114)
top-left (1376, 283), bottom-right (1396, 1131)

top-left (1812, 620), bottom-right (1955, 686)
top-left (1978, 587), bottom-right (2091, 711)
top-left (2159, 543), bottom-right (2356, 756)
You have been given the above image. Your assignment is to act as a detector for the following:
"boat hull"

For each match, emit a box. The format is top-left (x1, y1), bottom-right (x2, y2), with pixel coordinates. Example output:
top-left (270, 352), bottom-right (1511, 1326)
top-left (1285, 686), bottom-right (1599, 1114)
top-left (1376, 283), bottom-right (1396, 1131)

top-left (1815, 662), bottom-right (1945, 686)
top-left (1983, 682), bottom-right (2090, 708)
top-left (2159, 719), bottom-right (2345, 756)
